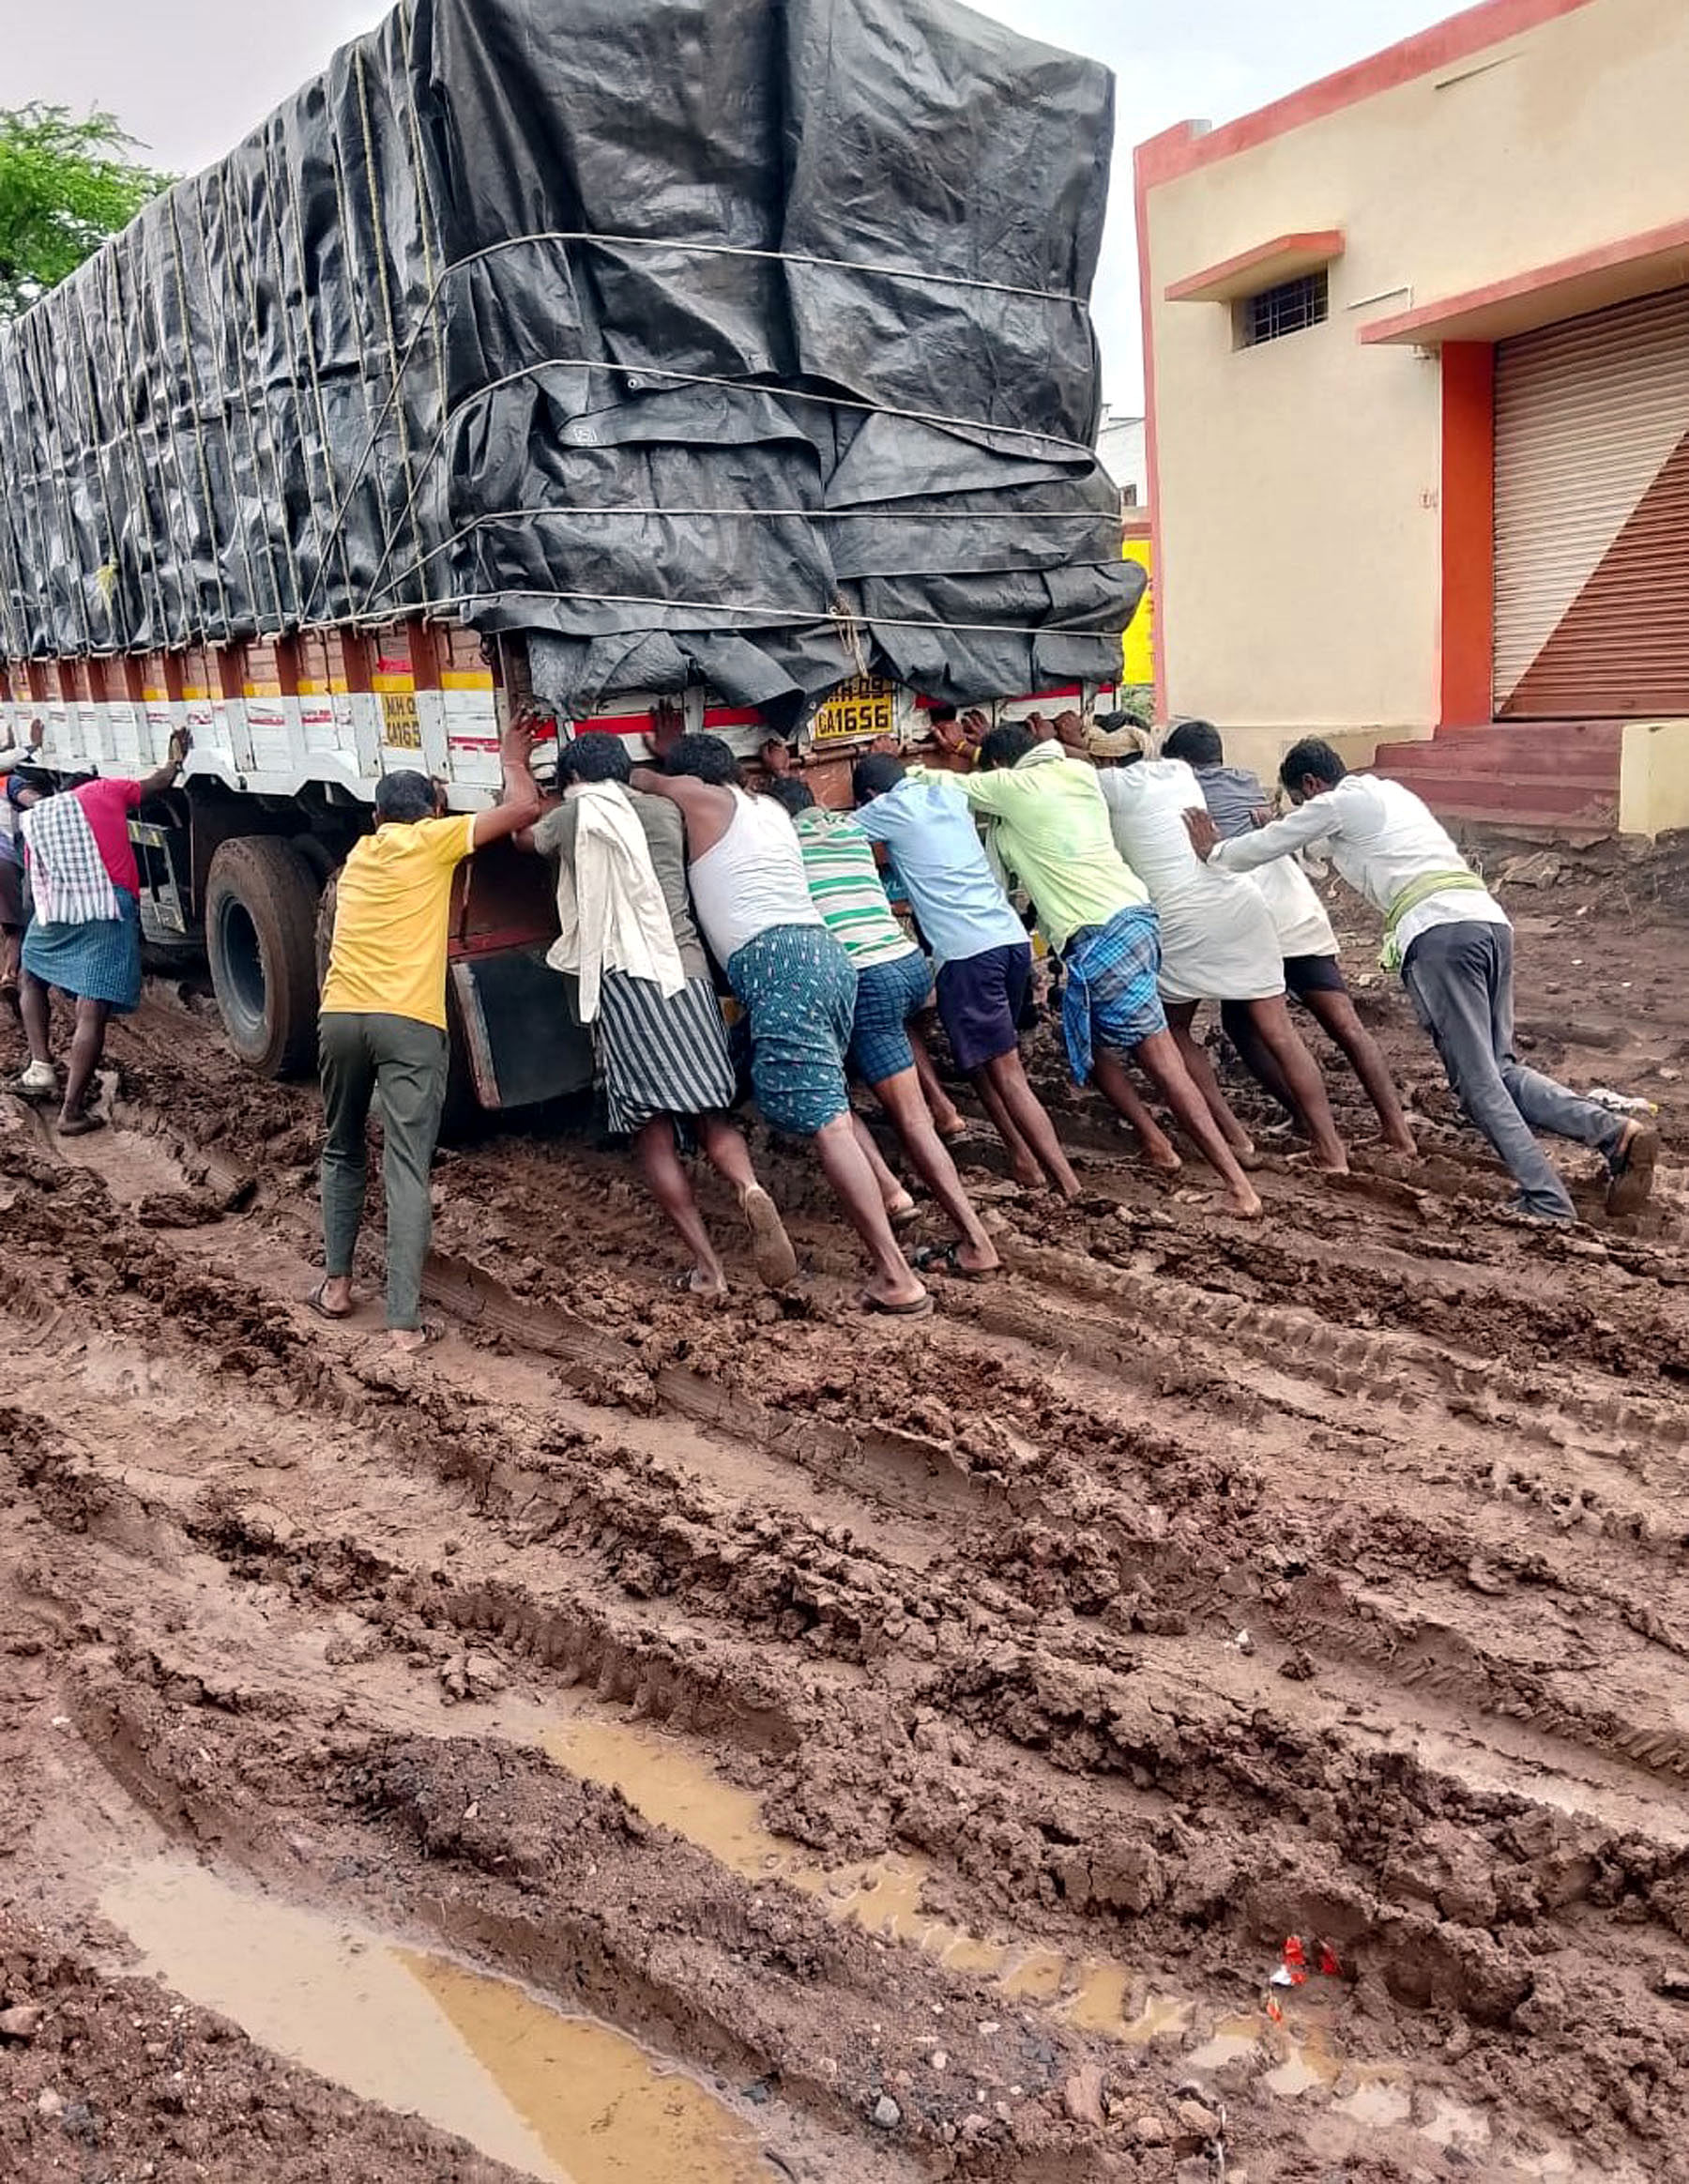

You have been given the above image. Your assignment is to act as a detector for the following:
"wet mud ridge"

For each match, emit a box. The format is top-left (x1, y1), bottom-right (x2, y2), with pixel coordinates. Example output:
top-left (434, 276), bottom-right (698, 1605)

top-left (4, 848), bottom-right (1689, 2182)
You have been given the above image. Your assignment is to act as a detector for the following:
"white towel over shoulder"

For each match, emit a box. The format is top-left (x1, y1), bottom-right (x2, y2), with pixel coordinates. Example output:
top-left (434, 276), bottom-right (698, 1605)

top-left (21, 791), bottom-right (120, 926)
top-left (546, 780), bottom-right (685, 1023)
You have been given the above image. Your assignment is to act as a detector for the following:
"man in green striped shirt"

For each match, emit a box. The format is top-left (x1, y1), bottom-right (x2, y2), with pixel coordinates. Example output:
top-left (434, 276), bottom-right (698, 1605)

top-left (768, 780), bottom-right (998, 1280)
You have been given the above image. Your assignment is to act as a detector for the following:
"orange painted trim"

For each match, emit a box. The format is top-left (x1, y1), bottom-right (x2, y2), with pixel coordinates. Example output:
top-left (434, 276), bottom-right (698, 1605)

top-left (1135, 0), bottom-right (1598, 191)
top-left (1164, 230), bottom-right (1345, 304)
top-left (1438, 344), bottom-right (1496, 729)
top-left (1358, 215), bottom-right (1689, 345)
top-left (1132, 142), bottom-right (1167, 724)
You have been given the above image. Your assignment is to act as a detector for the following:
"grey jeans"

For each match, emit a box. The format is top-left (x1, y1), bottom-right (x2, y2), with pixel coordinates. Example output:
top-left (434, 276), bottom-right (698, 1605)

top-left (319, 1011), bottom-right (449, 1328)
top-left (1401, 921), bottom-right (1621, 1219)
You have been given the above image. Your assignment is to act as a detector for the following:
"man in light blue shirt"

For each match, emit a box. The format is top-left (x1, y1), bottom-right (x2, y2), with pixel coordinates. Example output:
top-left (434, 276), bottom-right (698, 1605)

top-left (853, 753), bottom-right (1079, 1199)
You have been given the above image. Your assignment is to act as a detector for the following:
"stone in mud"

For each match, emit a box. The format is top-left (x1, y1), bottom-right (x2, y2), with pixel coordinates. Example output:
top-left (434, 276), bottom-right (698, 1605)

top-left (0, 2002), bottom-right (44, 2040)
top-left (438, 1651), bottom-right (508, 1703)
top-left (1062, 2062), bottom-right (1106, 2128)
top-left (1497, 851), bottom-right (1564, 889)
top-left (36, 2088), bottom-right (65, 2118)
top-left (1175, 2095), bottom-right (1222, 2140)
top-left (1132, 2114), bottom-right (1168, 2146)
top-left (870, 2093), bottom-right (902, 2130)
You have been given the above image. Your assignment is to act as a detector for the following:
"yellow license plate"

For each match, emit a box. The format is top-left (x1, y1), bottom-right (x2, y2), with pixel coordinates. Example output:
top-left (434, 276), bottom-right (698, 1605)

top-left (811, 677), bottom-right (894, 745)
top-left (381, 691), bottom-right (423, 749)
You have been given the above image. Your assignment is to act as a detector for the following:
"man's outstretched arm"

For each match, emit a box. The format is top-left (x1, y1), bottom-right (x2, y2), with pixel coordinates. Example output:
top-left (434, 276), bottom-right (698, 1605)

top-left (471, 723), bottom-right (542, 848)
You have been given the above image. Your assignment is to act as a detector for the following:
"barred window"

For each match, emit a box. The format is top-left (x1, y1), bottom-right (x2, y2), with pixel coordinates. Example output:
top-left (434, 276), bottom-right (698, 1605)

top-left (1238, 270), bottom-right (1329, 347)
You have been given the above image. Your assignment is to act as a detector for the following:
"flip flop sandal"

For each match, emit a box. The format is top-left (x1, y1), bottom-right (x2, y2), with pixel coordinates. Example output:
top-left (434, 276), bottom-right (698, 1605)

top-left (307, 1277), bottom-right (354, 1321)
top-left (1606, 1124), bottom-right (1660, 1217)
top-left (741, 1184), bottom-right (799, 1289)
top-left (862, 1290), bottom-right (936, 1319)
top-left (909, 1240), bottom-right (995, 1282)
top-left (886, 1196), bottom-right (921, 1229)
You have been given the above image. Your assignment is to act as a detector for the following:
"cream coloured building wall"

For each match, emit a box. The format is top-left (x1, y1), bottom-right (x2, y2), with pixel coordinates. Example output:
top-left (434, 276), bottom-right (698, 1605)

top-left (1142, 0), bottom-right (1689, 741)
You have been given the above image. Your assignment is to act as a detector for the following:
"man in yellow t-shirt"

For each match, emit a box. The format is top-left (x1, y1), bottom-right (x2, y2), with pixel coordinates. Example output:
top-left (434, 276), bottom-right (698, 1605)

top-left (315, 722), bottom-right (540, 1350)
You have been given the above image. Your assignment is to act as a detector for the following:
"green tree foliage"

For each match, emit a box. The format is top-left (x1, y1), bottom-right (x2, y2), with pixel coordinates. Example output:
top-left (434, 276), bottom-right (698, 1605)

top-left (0, 105), bottom-right (173, 318)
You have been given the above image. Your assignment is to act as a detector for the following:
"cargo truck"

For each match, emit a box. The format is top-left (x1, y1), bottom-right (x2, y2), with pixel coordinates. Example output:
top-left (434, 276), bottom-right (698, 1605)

top-left (0, 0), bottom-right (1138, 1107)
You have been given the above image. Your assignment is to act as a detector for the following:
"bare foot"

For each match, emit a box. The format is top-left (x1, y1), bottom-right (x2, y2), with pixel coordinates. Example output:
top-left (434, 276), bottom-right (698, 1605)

top-left (885, 1192), bottom-right (921, 1229)
top-left (1010, 1159), bottom-right (1043, 1191)
top-left (676, 1265), bottom-right (729, 1299)
top-left (388, 1327), bottom-right (432, 1355)
top-left (860, 1279), bottom-right (934, 1317)
top-left (1287, 1149), bottom-right (1350, 1178)
top-left (1225, 1182), bottom-right (1265, 1219)
top-left (1381, 1130), bottom-right (1419, 1157)
top-left (1146, 1150), bottom-right (1183, 1177)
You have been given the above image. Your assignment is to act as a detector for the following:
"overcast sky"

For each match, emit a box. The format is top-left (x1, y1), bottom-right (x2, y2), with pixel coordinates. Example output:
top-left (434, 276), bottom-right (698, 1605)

top-left (6, 0), bottom-right (1453, 406)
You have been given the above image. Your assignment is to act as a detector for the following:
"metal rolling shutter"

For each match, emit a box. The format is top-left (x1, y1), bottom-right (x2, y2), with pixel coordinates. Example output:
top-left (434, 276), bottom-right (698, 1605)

top-left (1493, 284), bottom-right (1689, 719)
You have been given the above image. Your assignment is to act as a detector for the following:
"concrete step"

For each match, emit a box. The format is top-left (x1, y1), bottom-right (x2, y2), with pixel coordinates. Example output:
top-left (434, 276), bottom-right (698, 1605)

top-left (1372, 721), bottom-right (1621, 835)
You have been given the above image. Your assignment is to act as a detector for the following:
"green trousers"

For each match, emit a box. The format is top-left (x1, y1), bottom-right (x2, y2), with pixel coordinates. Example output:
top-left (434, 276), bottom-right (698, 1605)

top-left (319, 1011), bottom-right (449, 1330)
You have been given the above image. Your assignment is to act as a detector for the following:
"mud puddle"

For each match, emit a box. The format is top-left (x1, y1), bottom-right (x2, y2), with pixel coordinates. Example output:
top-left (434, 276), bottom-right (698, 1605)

top-left (541, 1703), bottom-right (1604, 2180)
top-left (101, 1857), bottom-right (774, 2184)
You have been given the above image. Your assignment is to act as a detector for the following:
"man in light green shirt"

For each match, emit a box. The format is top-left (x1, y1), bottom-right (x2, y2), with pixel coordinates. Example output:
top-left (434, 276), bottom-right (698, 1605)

top-left (916, 729), bottom-right (1262, 1218)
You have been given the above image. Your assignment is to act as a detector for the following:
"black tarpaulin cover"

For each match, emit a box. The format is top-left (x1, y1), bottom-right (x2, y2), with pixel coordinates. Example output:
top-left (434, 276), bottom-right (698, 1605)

top-left (0, 0), bottom-right (1141, 711)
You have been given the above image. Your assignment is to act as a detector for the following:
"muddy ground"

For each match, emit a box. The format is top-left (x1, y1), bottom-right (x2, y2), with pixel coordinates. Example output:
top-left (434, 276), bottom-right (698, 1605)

top-left (3, 833), bottom-right (1689, 2183)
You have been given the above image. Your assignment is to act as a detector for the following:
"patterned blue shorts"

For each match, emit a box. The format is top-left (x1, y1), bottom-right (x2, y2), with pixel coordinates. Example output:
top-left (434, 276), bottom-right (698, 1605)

top-left (847, 949), bottom-right (933, 1087)
top-left (726, 924), bottom-right (857, 1137)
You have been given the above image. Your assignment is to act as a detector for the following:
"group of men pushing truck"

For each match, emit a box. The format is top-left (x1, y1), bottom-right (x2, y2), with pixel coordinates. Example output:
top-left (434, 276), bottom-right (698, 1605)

top-left (300, 704), bottom-right (1659, 1348)
top-left (0, 701), bottom-right (1657, 1348)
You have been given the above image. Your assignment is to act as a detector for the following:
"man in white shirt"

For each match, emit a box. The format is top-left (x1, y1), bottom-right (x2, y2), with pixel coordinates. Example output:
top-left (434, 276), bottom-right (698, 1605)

top-left (1163, 720), bottom-right (1415, 1156)
top-left (1093, 751), bottom-right (1349, 1176)
top-left (1187, 738), bottom-right (1657, 1224)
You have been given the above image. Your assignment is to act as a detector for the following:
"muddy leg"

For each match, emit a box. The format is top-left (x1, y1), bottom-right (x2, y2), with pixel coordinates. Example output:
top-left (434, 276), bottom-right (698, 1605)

top-left (634, 1117), bottom-right (726, 1296)
top-left (59, 997), bottom-right (111, 1124)
top-left (696, 1112), bottom-right (799, 1289)
top-left (910, 1017), bottom-right (965, 1137)
top-left (1166, 1000), bottom-right (1255, 1158)
top-left (970, 1067), bottom-right (1042, 1188)
top-left (1220, 997), bottom-right (1300, 1126)
top-left (1123, 1030), bottom-right (1262, 1217)
top-left (814, 1111), bottom-right (928, 1309)
top-left (851, 1112), bottom-right (913, 1218)
top-left (1244, 996), bottom-right (1347, 1172)
top-left (978, 1049), bottom-right (1082, 1199)
top-left (872, 1068), bottom-right (998, 1272)
top-left (1083, 1050), bottom-right (1181, 1174)
top-left (20, 971), bottom-right (53, 1070)
top-left (1302, 988), bottom-right (1417, 1154)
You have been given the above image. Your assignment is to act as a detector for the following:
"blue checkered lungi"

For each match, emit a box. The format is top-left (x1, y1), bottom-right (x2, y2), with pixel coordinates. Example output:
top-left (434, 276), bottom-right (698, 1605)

top-left (1061, 903), bottom-right (1165, 1084)
top-left (22, 888), bottom-right (143, 1012)
top-left (725, 924), bottom-right (856, 1137)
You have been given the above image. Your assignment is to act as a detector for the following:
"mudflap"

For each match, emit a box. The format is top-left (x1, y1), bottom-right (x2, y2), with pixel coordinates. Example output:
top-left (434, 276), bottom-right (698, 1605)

top-left (447, 838), bottom-right (593, 1110)
top-left (449, 950), bottom-right (594, 1109)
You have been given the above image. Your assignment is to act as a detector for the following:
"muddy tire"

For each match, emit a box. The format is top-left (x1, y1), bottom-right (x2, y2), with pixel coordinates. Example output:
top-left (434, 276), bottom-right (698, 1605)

top-left (205, 837), bottom-right (324, 1080)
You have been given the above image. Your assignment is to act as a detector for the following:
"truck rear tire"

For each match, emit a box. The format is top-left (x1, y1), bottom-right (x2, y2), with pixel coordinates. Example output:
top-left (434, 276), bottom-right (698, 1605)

top-left (205, 837), bottom-right (324, 1080)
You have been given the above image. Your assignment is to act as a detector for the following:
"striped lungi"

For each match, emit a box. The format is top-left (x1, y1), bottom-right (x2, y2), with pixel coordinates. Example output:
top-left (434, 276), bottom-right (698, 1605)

top-left (21, 888), bottom-right (143, 1012)
top-left (594, 969), bottom-right (737, 1137)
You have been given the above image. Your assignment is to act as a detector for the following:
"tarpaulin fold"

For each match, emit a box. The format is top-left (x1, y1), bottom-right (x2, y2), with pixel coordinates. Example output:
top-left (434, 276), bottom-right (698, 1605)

top-left (0, 0), bottom-right (1141, 711)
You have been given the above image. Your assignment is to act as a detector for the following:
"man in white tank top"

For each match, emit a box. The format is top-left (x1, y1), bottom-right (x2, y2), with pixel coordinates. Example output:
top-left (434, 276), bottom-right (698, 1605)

top-left (1191, 739), bottom-right (1658, 1224)
top-left (632, 735), bottom-right (932, 1316)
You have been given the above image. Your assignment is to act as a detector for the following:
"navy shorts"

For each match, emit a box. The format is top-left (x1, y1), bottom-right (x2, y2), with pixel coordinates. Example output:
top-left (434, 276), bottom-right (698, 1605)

top-left (847, 949), bottom-right (935, 1086)
top-left (936, 941), bottom-right (1031, 1075)
top-left (1284, 952), bottom-right (1347, 999)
